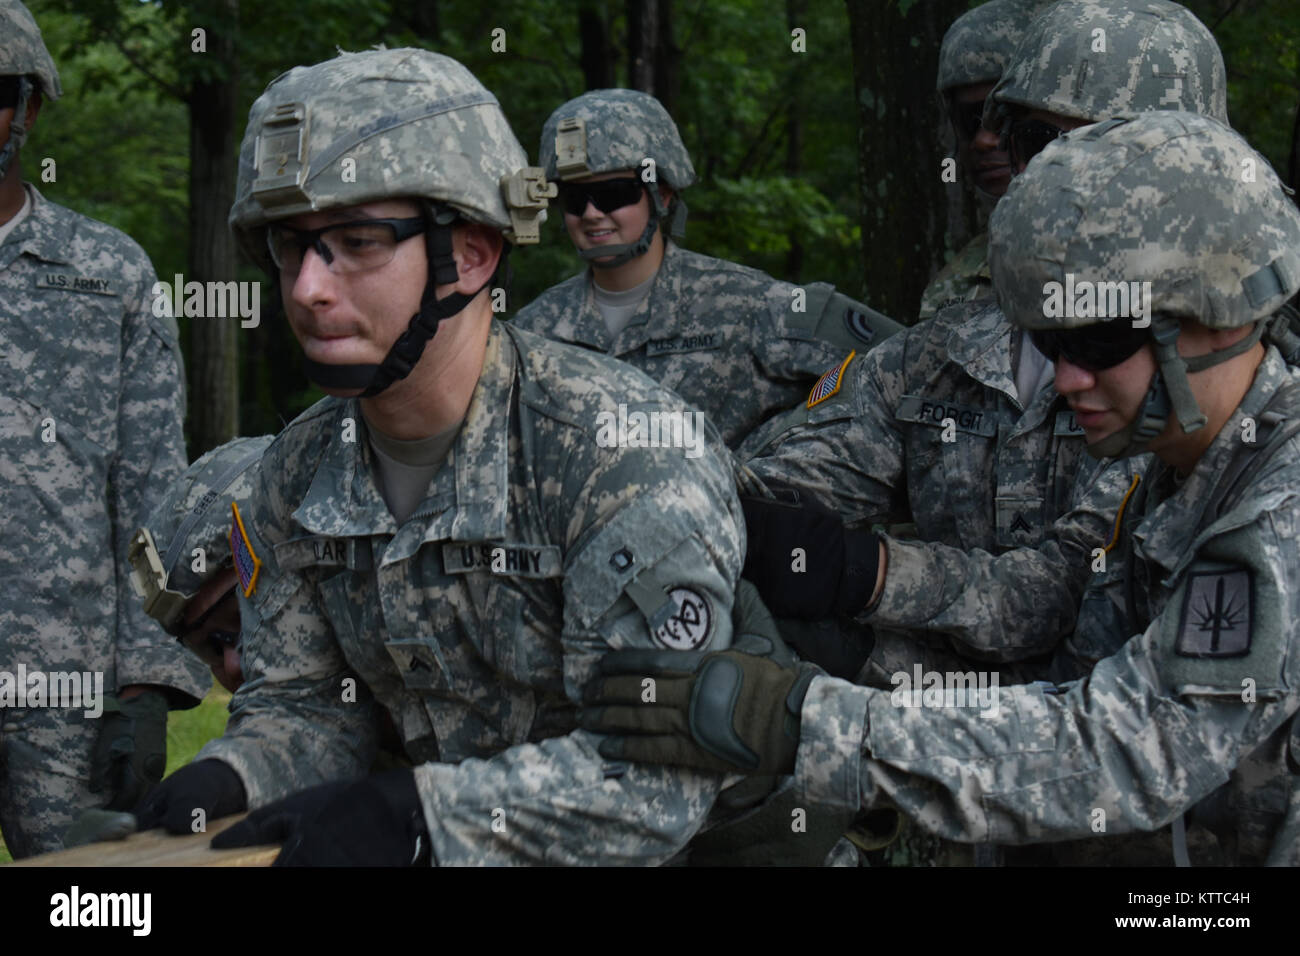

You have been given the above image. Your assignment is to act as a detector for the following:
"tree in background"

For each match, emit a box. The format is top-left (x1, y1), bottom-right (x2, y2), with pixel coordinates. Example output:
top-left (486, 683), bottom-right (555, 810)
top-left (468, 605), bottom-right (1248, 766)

top-left (22, 0), bottom-right (1300, 450)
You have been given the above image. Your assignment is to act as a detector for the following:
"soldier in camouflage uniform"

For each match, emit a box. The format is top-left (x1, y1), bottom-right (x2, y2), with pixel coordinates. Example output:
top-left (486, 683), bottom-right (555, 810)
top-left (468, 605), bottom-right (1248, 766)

top-left (733, 0), bottom-right (1230, 863)
top-left (133, 49), bottom-right (744, 866)
top-left (588, 111), bottom-right (1300, 866)
top-left (0, 0), bottom-right (206, 859)
top-left (511, 89), bottom-right (900, 449)
top-left (739, 0), bottom-right (1228, 687)
top-left (991, 0), bottom-right (1228, 172)
top-left (131, 436), bottom-right (274, 693)
top-left (918, 0), bottom-right (1050, 320)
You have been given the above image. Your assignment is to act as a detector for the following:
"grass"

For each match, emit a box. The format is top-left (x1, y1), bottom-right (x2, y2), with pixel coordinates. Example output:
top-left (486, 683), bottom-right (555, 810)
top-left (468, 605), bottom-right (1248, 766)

top-left (0, 682), bottom-right (231, 864)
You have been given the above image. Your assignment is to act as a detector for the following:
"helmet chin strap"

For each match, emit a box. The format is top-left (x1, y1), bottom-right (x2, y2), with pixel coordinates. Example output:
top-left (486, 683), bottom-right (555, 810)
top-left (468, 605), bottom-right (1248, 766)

top-left (581, 181), bottom-right (685, 270)
top-left (0, 77), bottom-right (34, 181)
top-left (302, 202), bottom-right (491, 398)
top-left (1085, 315), bottom-right (1265, 460)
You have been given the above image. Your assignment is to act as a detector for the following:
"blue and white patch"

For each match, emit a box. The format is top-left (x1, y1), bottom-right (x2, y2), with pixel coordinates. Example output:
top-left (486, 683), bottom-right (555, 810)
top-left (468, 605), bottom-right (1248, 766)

top-left (1176, 569), bottom-right (1253, 658)
top-left (843, 309), bottom-right (876, 345)
top-left (651, 587), bottom-right (713, 650)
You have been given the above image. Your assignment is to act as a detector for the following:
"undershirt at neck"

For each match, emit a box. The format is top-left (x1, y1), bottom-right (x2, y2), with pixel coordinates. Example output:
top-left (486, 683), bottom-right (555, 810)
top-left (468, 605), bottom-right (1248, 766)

top-left (0, 185), bottom-right (33, 245)
top-left (1014, 328), bottom-right (1053, 409)
top-left (592, 271), bottom-right (656, 338)
top-left (364, 412), bottom-right (462, 524)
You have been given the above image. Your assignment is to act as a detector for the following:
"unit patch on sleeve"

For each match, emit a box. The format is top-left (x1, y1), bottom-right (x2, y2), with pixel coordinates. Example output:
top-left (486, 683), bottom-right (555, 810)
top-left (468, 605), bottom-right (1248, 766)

top-left (807, 350), bottom-right (856, 408)
top-left (1175, 568), bottom-right (1253, 657)
top-left (651, 587), bottom-right (713, 650)
top-left (229, 501), bottom-right (263, 597)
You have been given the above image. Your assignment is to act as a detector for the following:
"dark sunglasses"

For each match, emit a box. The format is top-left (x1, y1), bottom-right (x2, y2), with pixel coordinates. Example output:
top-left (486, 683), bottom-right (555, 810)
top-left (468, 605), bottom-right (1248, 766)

top-left (1007, 117), bottom-right (1067, 169)
top-left (0, 76), bottom-right (21, 111)
top-left (557, 178), bottom-right (645, 216)
top-left (1030, 322), bottom-right (1150, 373)
top-left (949, 97), bottom-right (987, 141)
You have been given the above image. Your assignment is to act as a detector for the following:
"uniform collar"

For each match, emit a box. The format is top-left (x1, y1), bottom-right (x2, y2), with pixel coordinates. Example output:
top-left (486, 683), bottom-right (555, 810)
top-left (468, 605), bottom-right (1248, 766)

top-left (1133, 346), bottom-right (1293, 574)
top-left (0, 184), bottom-right (73, 268)
top-left (943, 303), bottom-right (1022, 405)
top-left (565, 239), bottom-right (688, 355)
top-left (293, 323), bottom-right (514, 544)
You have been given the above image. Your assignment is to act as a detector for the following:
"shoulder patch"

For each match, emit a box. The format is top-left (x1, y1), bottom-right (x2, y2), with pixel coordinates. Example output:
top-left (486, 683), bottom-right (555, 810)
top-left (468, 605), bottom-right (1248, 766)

top-left (651, 587), bottom-right (714, 650)
top-left (807, 351), bottom-right (856, 408)
top-left (1176, 568), bottom-right (1253, 658)
top-left (229, 501), bottom-right (263, 597)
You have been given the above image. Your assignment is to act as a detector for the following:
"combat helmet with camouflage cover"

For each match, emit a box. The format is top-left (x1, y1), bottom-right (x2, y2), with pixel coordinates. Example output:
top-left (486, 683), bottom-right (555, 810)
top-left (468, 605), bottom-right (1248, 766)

top-left (0, 0), bottom-right (62, 179)
top-left (992, 0), bottom-right (1228, 126)
top-left (936, 0), bottom-right (1053, 93)
top-left (130, 435), bottom-right (274, 634)
top-left (989, 111), bottom-right (1300, 458)
top-left (229, 48), bottom-right (555, 396)
top-left (539, 88), bottom-right (696, 267)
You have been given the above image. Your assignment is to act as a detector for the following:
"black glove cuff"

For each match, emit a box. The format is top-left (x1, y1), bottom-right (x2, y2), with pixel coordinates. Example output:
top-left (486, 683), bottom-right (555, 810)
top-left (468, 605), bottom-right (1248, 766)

top-left (837, 527), bottom-right (881, 617)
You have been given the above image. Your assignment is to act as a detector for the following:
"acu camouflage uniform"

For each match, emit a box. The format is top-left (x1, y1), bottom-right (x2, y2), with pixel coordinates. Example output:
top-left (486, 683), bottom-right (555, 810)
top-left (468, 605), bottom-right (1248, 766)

top-left (0, 190), bottom-right (205, 856)
top-left (919, 0), bottom-right (1051, 320)
top-left (837, 0), bottom-right (1230, 690)
top-left (198, 322), bottom-right (744, 864)
top-left (740, 300), bottom-right (1134, 688)
top-left (0, 3), bottom-right (204, 861)
top-left (797, 346), bottom-right (1300, 865)
top-left (514, 87), bottom-right (898, 450)
top-left (513, 241), bottom-right (890, 449)
top-left (796, 113), bottom-right (1300, 866)
top-left (917, 233), bottom-right (992, 321)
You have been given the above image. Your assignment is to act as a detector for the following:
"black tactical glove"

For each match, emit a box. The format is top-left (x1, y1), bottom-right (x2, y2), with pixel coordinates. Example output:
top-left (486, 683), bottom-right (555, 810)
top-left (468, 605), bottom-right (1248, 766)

top-left (581, 641), bottom-right (821, 776)
top-left (133, 758), bottom-right (247, 834)
top-left (741, 488), bottom-right (880, 620)
top-left (89, 690), bottom-right (169, 811)
top-left (211, 769), bottom-right (431, 867)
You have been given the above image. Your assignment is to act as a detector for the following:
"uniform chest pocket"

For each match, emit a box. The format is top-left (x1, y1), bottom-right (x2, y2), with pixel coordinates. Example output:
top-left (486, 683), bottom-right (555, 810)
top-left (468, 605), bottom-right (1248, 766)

top-left (316, 568), bottom-right (442, 695)
top-left (479, 577), bottom-right (565, 691)
top-left (1, 290), bottom-right (125, 451)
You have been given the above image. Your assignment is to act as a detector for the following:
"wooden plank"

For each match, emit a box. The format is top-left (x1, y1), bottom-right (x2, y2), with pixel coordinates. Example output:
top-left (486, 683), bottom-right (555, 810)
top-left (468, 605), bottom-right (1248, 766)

top-left (7, 813), bottom-right (279, 867)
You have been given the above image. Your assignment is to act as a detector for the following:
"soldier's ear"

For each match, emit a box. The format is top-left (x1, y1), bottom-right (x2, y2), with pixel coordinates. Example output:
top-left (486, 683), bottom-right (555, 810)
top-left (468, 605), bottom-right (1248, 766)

top-left (450, 223), bottom-right (504, 293)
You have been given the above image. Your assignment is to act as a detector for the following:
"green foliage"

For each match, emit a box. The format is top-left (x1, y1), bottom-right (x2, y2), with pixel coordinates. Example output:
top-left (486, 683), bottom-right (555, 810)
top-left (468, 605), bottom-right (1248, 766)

top-left (1185, 0), bottom-right (1300, 184)
top-left (17, 0), bottom-right (1300, 431)
top-left (0, 685), bottom-right (228, 863)
top-left (165, 683), bottom-right (231, 777)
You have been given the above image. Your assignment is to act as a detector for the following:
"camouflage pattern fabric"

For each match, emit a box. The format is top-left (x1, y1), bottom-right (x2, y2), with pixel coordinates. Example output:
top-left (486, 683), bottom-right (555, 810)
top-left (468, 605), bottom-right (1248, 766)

top-left (198, 321), bottom-right (743, 865)
top-left (0, 0), bottom-right (61, 99)
top-left (229, 47), bottom-right (551, 268)
top-left (917, 232), bottom-right (993, 321)
top-left (0, 186), bottom-right (207, 858)
top-left (990, 112), bottom-right (1300, 333)
top-left (991, 0), bottom-right (1228, 125)
top-left (539, 88), bottom-right (696, 187)
top-left (138, 435), bottom-right (274, 606)
top-left (796, 347), bottom-right (1300, 866)
top-left (512, 241), bottom-right (892, 449)
top-left (740, 299), bottom-right (1136, 674)
top-left (936, 0), bottom-right (1055, 92)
